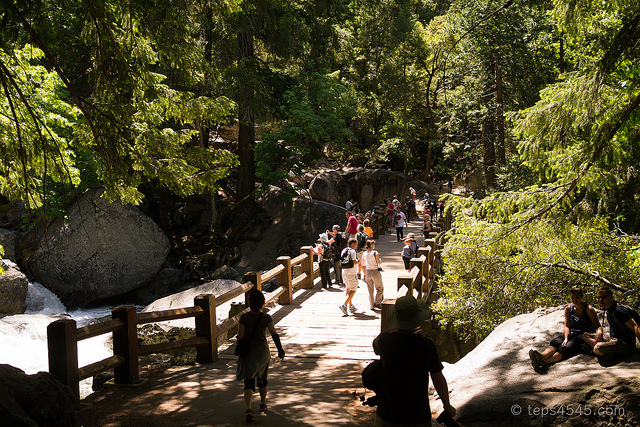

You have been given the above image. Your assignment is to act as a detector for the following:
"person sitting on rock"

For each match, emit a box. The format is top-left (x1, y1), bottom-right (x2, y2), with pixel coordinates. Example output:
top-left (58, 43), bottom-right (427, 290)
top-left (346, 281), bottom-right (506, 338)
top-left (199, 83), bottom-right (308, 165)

top-left (529, 286), bottom-right (601, 372)
top-left (583, 286), bottom-right (640, 359)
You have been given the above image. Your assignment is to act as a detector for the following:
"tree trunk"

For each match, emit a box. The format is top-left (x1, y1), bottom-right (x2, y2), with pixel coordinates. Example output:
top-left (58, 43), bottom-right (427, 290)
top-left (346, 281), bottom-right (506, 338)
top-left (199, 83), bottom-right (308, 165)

top-left (495, 53), bottom-right (506, 166)
top-left (236, 24), bottom-right (256, 203)
top-left (483, 58), bottom-right (496, 188)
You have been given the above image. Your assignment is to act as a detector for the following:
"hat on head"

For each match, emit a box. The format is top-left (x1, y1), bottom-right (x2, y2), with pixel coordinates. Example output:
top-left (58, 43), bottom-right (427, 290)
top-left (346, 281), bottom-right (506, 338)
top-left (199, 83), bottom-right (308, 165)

top-left (386, 295), bottom-right (430, 330)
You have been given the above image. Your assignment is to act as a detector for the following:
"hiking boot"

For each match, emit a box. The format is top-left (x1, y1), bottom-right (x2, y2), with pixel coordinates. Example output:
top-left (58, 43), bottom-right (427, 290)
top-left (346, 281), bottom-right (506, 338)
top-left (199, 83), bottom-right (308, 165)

top-left (529, 349), bottom-right (548, 371)
top-left (339, 304), bottom-right (348, 315)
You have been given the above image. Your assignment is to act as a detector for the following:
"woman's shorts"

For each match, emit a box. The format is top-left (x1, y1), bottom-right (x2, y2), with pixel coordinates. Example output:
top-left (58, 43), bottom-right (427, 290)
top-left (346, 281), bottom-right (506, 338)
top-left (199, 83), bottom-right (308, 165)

top-left (550, 334), bottom-right (586, 358)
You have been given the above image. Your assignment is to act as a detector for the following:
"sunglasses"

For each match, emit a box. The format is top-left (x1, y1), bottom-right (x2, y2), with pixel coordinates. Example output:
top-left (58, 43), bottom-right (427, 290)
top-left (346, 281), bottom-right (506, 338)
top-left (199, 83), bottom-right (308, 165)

top-left (596, 295), bottom-right (610, 300)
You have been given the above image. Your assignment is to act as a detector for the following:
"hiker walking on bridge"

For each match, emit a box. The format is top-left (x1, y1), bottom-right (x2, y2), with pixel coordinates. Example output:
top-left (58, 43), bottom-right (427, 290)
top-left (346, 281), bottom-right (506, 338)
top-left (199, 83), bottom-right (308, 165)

top-left (236, 289), bottom-right (286, 422)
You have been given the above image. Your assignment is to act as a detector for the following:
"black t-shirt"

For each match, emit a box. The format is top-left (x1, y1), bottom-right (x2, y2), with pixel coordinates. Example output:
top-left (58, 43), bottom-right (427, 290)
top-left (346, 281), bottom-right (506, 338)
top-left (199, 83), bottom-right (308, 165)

top-left (239, 310), bottom-right (272, 343)
top-left (607, 302), bottom-right (637, 345)
top-left (332, 232), bottom-right (345, 253)
top-left (372, 332), bottom-right (443, 424)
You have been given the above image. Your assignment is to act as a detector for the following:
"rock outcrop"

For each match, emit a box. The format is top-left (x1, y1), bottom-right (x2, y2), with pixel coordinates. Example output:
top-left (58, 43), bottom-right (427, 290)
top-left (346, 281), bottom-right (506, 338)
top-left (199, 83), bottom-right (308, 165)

top-left (433, 307), bottom-right (640, 426)
top-left (0, 364), bottom-right (77, 426)
top-left (236, 186), bottom-right (346, 272)
top-left (0, 228), bottom-right (18, 262)
top-left (0, 260), bottom-right (28, 315)
top-left (309, 170), bottom-right (351, 207)
top-left (16, 188), bottom-right (170, 308)
top-left (343, 169), bottom-right (406, 212)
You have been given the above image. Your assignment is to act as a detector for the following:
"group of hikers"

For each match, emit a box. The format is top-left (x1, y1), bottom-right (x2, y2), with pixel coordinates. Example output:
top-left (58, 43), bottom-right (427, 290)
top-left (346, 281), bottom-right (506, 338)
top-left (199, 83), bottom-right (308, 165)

top-left (235, 192), bottom-right (460, 425)
top-left (312, 210), bottom-right (385, 315)
top-left (233, 190), bottom-right (640, 426)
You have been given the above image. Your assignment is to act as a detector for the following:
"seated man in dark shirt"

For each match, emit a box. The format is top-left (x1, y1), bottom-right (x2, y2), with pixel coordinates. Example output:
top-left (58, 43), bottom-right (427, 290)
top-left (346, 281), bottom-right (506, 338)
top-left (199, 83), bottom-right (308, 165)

top-left (583, 286), bottom-right (640, 357)
top-left (373, 295), bottom-right (456, 426)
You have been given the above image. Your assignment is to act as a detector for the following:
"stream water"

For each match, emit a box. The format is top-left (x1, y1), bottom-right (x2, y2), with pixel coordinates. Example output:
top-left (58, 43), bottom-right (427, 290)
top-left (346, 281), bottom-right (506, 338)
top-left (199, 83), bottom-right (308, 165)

top-left (1, 281), bottom-right (241, 399)
top-left (1, 282), bottom-right (125, 398)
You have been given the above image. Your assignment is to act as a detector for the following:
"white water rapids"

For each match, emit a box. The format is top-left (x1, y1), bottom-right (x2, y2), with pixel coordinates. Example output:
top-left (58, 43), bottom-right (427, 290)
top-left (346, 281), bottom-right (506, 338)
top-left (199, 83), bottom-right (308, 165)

top-left (1, 282), bottom-right (122, 398)
top-left (1, 281), bottom-right (242, 399)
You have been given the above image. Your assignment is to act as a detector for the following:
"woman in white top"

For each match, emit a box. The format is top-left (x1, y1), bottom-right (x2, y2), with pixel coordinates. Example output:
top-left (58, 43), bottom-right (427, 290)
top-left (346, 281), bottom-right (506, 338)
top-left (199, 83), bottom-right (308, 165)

top-left (362, 240), bottom-right (384, 310)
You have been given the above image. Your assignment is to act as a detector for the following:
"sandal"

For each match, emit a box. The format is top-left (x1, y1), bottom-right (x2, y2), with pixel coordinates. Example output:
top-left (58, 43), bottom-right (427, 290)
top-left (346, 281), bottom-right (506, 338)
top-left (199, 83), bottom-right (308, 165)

top-left (259, 403), bottom-right (268, 412)
top-left (245, 409), bottom-right (255, 423)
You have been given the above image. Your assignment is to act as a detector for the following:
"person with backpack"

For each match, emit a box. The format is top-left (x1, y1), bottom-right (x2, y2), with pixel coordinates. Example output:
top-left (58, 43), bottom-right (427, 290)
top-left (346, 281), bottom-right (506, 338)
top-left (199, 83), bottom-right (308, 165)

top-left (583, 286), bottom-right (640, 358)
top-left (528, 286), bottom-right (601, 372)
top-left (400, 233), bottom-right (419, 271)
top-left (370, 295), bottom-right (456, 425)
top-left (331, 225), bottom-right (345, 286)
top-left (355, 224), bottom-right (369, 279)
top-left (314, 235), bottom-right (333, 289)
top-left (339, 238), bottom-right (360, 316)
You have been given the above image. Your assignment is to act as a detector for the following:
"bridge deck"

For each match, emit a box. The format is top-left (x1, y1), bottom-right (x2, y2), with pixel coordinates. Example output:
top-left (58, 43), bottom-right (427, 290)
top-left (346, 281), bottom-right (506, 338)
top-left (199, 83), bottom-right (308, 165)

top-left (217, 218), bottom-right (425, 362)
top-left (75, 207), bottom-right (437, 427)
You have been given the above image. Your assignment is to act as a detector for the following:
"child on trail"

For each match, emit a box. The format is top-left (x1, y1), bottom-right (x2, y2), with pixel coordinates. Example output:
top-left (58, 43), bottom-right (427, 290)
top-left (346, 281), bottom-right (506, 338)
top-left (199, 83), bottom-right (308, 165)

top-left (339, 238), bottom-right (360, 316)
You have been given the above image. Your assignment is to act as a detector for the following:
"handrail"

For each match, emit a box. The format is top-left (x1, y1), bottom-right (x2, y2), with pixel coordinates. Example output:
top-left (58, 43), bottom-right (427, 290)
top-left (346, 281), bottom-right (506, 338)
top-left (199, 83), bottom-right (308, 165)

top-left (46, 196), bottom-right (410, 399)
top-left (47, 241), bottom-right (324, 399)
top-left (137, 306), bottom-right (204, 325)
top-left (380, 208), bottom-right (452, 333)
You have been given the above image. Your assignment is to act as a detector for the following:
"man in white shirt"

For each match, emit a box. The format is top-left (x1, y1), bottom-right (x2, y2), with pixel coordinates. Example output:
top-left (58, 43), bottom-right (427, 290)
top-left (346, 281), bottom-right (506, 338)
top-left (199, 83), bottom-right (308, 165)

top-left (338, 238), bottom-right (360, 315)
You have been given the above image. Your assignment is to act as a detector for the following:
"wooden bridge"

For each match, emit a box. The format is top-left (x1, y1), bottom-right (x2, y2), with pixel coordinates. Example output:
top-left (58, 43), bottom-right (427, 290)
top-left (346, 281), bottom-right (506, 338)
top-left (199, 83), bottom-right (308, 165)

top-left (51, 202), bottom-right (451, 426)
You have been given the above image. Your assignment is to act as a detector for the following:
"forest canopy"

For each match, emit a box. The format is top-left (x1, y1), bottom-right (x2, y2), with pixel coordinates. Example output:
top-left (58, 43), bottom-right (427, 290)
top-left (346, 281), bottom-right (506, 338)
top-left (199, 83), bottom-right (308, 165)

top-left (2, 0), bottom-right (640, 337)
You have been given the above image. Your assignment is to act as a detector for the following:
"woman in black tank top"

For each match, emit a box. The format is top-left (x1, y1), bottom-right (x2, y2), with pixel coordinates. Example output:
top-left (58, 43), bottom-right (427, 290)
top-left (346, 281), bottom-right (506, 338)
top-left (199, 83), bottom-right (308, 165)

top-left (528, 286), bottom-right (602, 372)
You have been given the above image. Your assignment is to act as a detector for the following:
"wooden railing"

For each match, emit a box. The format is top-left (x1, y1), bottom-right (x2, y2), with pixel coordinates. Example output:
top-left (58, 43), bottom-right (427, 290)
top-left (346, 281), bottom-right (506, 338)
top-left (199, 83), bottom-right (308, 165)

top-left (47, 208), bottom-right (389, 398)
top-left (379, 209), bottom-right (453, 332)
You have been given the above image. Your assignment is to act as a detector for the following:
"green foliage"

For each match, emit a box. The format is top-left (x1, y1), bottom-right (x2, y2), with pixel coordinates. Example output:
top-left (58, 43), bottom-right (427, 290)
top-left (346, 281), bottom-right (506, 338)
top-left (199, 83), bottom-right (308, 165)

top-left (0, 45), bottom-right (81, 209)
top-left (433, 215), bottom-right (640, 339)
top-left (255, 72), bottom-right (357, 185)
top-left (2, 2), bottom-right (239, 214)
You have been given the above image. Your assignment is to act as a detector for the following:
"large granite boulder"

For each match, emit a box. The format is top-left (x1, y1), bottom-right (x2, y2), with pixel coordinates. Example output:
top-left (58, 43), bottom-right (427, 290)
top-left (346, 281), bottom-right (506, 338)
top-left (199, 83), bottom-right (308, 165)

top-left (16, 188), bottom-right (170, 308)
top-left (432, 307), bottom-right (640, 426)
top-left (0, 228), bottom-right (19, 262)
top-left (234, 186), bottom-right (346, 273)
top-left (0, 260), bottom-right (28, 315)
top-left (309, 170), bottom-right (351, 207)
top-left (343, 169), bottom-right (406, 212)
top-left (0, 364), bottom-right (76, 426)
top-left (142, 279), bottom-right (243, 328)
top-left (0, 200), bottom-right (28, 229)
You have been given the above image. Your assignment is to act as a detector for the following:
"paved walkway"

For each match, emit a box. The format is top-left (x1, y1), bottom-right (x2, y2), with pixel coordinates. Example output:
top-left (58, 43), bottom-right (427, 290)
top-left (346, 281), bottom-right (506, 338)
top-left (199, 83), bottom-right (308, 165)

top-left (75, 216), bottom-right (429, 427)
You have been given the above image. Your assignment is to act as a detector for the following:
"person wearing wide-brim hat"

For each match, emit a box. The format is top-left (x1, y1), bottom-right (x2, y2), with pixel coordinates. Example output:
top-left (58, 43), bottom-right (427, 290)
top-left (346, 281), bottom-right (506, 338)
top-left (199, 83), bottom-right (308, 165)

top-left (372, 295), bottom-right (456, 426)
top-left (401, 234), bottom-right (419, 272)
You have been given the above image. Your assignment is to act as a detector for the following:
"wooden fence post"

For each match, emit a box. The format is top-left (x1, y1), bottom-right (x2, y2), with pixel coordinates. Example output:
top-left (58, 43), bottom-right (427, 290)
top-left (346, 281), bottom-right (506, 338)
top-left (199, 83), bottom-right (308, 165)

top-left (381, 299), bottom-right (394, 332)
top-left (47, 319), bottom-right (80, 399)
top-left (195, 294), bottom-right (217, 363)
top-left (112, 306), bottom-right (139, 385)
top-left (410, 257), bottom-right (425, 300)
top-left (277, 256), bottom-right (293, 305)
top-left (243, 272), bottom-right (262, 307)
top-left (300, 246), bottom-right (314, 289)
top-left (397, 274), bottom-right (413, 295)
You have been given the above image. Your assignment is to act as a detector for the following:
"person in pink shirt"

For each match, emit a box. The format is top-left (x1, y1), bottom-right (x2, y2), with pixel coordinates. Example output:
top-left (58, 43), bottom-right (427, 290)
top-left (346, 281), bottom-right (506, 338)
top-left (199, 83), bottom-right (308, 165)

top-left (346, 212), bottom-right (359, 237)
